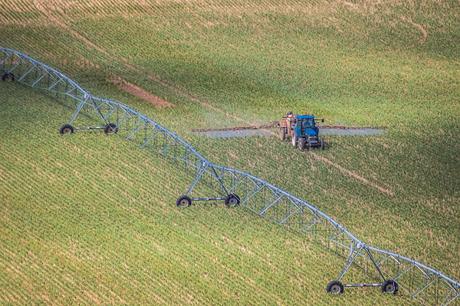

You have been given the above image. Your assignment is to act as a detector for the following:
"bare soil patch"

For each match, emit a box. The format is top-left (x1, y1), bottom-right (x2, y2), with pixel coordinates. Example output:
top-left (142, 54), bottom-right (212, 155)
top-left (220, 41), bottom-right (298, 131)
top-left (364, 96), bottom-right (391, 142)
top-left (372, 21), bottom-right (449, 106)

top-left (109, 76), bottom-right (173, 108)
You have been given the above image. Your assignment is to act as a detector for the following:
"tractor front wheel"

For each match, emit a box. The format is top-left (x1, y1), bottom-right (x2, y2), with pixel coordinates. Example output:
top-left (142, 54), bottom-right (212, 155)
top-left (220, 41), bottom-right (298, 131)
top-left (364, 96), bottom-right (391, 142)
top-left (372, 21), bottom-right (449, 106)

top-left (291, 135), bottom-right (297, 147)
top-left (298, 138), bottom-right (305, 150)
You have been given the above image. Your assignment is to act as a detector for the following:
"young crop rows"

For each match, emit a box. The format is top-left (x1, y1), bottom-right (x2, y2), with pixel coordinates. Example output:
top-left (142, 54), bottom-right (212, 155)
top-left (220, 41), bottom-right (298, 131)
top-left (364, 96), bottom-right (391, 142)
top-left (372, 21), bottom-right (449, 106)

top-left (1, 46), bottom-right (458, 305)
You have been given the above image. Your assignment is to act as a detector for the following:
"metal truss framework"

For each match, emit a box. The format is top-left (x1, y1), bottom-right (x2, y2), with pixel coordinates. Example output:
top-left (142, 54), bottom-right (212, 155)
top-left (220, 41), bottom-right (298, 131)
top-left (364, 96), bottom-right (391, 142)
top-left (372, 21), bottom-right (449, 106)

top-left (1, 47), bottom-right (458, 305)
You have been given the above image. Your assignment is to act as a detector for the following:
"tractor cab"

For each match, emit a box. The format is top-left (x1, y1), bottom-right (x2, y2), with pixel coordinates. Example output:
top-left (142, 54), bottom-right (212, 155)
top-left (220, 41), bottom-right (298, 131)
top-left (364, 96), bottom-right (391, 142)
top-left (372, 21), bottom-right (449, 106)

top-left (278, 112), bottom-right (325, 150)
top-left (294, 115), bottom-right (319, 138)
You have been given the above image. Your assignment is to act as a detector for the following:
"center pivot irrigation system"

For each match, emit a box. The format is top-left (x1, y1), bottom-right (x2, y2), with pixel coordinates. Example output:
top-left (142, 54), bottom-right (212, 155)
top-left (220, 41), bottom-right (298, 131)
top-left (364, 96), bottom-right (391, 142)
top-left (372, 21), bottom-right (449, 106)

top-left (1, 47), bottom-right (458, 305)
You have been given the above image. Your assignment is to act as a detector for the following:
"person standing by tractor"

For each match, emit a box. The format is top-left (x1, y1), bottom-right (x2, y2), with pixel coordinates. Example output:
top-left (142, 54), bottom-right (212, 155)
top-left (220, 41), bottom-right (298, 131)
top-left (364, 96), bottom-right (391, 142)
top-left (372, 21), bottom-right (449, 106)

top-left (286, 111), bottom-right (295, 130)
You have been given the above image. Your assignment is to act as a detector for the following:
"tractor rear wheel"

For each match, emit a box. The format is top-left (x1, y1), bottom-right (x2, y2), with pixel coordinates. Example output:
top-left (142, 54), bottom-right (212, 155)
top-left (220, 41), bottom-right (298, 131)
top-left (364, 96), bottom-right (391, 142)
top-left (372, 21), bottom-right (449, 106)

top-left (279, 128), bottom-right (286, 141)
top-left (298, 138), bottom-right (305, 150)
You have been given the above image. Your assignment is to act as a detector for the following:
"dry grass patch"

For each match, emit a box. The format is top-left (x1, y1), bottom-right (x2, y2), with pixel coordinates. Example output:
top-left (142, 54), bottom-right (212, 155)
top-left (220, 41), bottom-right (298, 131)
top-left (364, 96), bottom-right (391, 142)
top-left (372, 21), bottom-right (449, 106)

top-left (109, 76), bottom-right (174, 108)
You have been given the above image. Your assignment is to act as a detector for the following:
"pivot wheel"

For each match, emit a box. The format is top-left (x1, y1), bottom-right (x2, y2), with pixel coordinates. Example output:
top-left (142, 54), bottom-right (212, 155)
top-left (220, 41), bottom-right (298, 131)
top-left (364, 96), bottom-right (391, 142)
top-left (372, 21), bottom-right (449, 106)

top-left (1, 72), bottom-right (15, 81)
top-left (104, 123), bottom-right (118, 134)
top-left (381, 280), bottom-right (398, 294)
top-left (59, 124), bottom-right (74, 135)
top-left (176, 195), bottom-right (192, 208)
top-left (320, 139), bottom-right (325, 150)
top-left (225, 194), bottom-right (240, 208)
top-left (326, 280), bottom-right (344, 295)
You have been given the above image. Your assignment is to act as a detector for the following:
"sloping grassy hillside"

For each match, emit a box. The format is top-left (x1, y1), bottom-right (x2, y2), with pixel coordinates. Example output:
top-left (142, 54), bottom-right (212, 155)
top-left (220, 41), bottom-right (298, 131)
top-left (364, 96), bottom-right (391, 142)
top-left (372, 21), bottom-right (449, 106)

top-left (0, 82), bottom-right (410, 305)
top-left (0, 0), bottom-right (459, 304)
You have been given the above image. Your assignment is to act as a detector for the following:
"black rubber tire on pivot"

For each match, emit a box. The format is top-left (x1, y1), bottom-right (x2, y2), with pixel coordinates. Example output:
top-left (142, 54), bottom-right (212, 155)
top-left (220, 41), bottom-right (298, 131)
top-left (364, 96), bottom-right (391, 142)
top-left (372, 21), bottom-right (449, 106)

top-left (279, 128), bottom-right (286, 141)
top-left (225, 194), bottom-right (240, 208)
top-left (176, 195), bottom-right (192, 208)
top-left (298, 138), bottom-right (305, 150)
top-left (2, 72), bottom-right (15, 81)
top-left (381, 280), bottom-right (398, 294)
top-left (59, 124), bottom-right (74, 135)
top-left (104, 123), bottom-right (118, 134)
top-left (326, 280), bottom-right (344, 295)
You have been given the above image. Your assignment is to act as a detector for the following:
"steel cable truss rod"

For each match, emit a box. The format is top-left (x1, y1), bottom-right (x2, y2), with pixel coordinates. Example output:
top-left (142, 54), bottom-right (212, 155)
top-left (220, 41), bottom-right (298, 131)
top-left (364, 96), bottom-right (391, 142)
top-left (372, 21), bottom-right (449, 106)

top-left (1, 46), bottom-right (458, 305)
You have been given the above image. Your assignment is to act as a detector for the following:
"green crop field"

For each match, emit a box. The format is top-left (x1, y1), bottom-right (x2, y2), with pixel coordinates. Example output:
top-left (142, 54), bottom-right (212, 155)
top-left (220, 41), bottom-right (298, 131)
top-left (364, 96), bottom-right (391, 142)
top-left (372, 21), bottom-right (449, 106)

top-left (1, 0), bottom-right (459, 304)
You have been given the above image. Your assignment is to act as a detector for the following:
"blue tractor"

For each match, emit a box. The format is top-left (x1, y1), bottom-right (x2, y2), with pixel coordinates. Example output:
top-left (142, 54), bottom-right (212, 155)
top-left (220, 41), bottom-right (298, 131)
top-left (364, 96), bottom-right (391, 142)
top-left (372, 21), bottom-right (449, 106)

top-left (278, 112), bottom-right (326, 150)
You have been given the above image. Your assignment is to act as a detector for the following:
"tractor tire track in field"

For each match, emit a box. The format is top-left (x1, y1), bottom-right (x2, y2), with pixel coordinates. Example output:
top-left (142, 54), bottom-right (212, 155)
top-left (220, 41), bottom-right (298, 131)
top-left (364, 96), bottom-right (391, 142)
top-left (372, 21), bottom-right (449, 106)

top-left (32, 0), bottom-right (394, 197)
top-left (311, 154), bottom-right (394, 196)
top-left (400, 16), bottom-right (428, 44)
